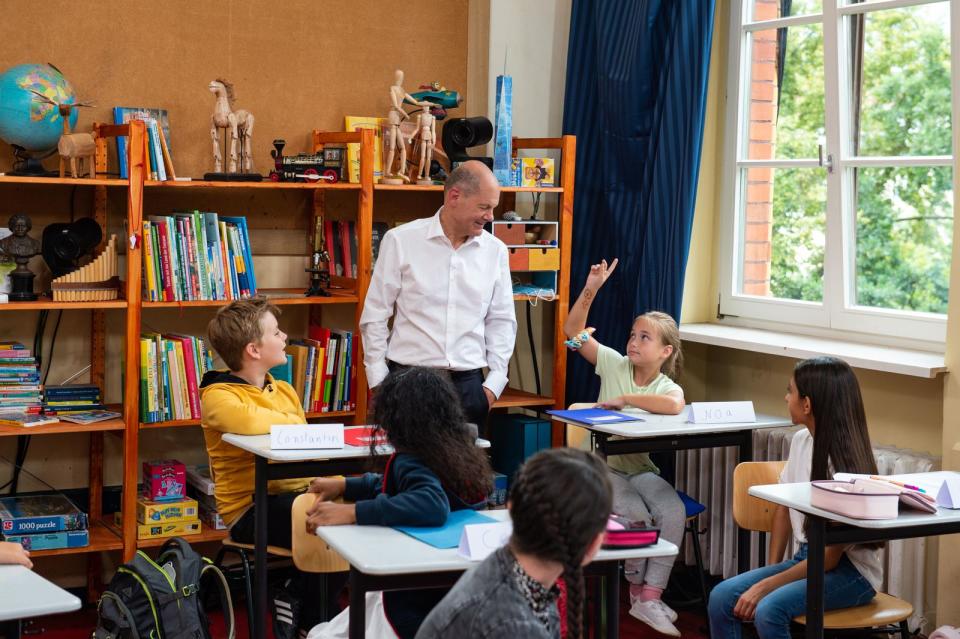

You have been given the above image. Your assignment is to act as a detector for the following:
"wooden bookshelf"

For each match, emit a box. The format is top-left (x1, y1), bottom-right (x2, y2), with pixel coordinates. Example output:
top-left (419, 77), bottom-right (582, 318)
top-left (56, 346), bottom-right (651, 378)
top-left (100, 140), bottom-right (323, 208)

top-left (0, 299), bottom-right (127, 311)
top-left (0, 418), bottom-right (125, 437)
top-left (0, 175), bottom-right (129, 188)
top-left (493, 388), bottom-right (555, 409)
top-left (144, 179), bottom-right (360, 190)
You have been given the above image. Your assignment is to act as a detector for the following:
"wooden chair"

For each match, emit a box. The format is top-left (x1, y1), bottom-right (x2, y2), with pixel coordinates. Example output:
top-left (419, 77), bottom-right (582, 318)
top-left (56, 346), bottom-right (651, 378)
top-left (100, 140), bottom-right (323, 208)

top-left (291, 493), bottom-right (350, 622)
top-left (733, 461), bottom-right (912, 639)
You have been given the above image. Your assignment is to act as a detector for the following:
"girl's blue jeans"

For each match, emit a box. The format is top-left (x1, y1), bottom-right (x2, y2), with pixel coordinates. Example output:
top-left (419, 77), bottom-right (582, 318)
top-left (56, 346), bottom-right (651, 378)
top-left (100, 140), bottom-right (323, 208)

top-left (708, 544), bottom-right (876, 639)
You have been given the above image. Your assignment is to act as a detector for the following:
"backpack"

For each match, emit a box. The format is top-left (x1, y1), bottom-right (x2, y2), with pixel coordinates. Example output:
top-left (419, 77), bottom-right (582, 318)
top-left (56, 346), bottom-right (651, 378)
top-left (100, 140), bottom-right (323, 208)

top-left (94, 536), bottom-right (235, 639)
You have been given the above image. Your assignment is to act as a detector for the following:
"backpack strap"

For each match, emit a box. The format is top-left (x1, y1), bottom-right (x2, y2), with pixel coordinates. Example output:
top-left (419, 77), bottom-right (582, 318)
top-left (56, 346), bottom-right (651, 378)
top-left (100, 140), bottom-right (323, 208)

top-left (201, 561), bottom-right (235, 639)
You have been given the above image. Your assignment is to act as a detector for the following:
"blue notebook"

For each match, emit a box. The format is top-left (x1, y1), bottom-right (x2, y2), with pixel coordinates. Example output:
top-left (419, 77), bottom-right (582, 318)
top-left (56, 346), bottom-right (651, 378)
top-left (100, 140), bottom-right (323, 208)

top-left (393, 510), bottom-right (497, 549)
top-left (546, 408), bottom-right (643, 426)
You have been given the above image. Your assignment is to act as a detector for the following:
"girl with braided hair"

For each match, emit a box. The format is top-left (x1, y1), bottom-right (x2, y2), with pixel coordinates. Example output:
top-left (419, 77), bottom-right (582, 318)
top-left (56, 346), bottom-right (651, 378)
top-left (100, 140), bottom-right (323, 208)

top-left (417, 448), bottom-right (612, 639)
top-left (306, 366), bottom-right (493, 639)
top-left (563, 258), bottom-right (687, 635)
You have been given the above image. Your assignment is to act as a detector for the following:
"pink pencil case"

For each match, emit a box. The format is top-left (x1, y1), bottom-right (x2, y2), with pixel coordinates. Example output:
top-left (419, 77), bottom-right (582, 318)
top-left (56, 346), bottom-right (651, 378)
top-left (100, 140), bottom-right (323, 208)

top-left (602, 515), bottom-right (660, 549)
top-left (811, 479), bottom-right (937, 519)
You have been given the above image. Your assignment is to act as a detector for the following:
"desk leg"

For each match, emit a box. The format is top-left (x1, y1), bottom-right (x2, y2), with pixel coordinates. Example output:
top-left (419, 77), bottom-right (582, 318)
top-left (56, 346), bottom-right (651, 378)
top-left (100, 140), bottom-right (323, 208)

top-left (805, 517), bottom-right (826, 639)
top-left (605, 562), bottom-right (620, 639)
top-left (349, 569), bottom-right (365, 639)
top-left (737, 430), bottom-right (753, 574)
top-left (254, 456), bottom-right (268, 639)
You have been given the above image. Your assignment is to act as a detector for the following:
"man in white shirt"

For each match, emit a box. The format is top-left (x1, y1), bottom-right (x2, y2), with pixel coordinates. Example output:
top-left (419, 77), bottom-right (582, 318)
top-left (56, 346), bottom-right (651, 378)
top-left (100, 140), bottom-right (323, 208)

top-left (360, 161), bottom-right (517, 429)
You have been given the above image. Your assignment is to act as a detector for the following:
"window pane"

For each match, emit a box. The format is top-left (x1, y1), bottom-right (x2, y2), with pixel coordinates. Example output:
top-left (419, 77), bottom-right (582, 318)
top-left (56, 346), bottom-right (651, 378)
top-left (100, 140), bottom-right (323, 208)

top-left (750, 0), bottom-right (821, 21)
top-left (740, 167), bottom-right (826, 302)
top-left (854, 166), bottom-right (953, 314)
top-left (853, 3), bottom-right (951, 156)
top-left (746, 24), bottom-right (823, 160)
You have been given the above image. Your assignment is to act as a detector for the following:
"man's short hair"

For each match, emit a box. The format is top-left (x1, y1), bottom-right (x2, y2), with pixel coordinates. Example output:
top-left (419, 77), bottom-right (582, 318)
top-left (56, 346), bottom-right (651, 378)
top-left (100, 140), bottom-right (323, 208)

top-left (206, 297), bottom-right (281, 371)
top-left (444, 161), bottom-right (487, 197)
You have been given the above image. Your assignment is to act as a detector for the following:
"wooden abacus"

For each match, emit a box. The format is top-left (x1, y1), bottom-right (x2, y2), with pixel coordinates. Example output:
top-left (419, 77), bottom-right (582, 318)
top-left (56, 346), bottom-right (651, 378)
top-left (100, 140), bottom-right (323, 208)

top-left (51, 234), bottom-right (120, 301)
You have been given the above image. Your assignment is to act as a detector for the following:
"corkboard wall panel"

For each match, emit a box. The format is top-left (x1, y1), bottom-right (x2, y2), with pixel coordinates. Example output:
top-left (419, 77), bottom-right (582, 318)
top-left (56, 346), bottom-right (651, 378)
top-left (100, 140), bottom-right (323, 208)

top-left (0, 0), bottom-right (469, 176)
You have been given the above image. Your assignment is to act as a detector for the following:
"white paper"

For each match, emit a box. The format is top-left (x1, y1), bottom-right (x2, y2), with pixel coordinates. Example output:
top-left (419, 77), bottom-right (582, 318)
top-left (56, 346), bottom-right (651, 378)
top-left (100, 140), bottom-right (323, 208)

top-left (688, 401), bottom-right (756, 424)
top-left (457, 521), bottom-right (513, 561)
top-left (269, 424), bottom-right (344, 450)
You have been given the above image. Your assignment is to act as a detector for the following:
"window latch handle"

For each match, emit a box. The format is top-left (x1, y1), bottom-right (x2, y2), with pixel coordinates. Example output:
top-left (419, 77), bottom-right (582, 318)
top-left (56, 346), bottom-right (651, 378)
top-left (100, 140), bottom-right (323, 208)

top-left (818, 144), bottom-right (834, 173)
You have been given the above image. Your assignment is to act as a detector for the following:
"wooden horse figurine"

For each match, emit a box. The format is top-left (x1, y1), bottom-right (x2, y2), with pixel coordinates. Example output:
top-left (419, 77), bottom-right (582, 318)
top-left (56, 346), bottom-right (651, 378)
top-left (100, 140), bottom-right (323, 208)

top-left (208, 78), bottom-right (255, 173)
top-left (57, 103), bottom-right (96, 178)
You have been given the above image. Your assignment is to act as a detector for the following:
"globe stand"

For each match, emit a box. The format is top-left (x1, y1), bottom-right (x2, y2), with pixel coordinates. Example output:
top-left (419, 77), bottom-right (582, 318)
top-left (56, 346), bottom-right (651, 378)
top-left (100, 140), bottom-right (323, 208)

top-left (9, 146), bottom-right (58, 178)
top-left (8, 269), bottom-right (37, 302)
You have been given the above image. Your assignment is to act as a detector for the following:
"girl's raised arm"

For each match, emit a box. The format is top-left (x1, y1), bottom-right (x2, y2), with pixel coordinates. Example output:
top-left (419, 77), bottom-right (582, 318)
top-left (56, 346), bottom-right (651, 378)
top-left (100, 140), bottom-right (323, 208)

top-left (564, 258), bottom-right (618, 366)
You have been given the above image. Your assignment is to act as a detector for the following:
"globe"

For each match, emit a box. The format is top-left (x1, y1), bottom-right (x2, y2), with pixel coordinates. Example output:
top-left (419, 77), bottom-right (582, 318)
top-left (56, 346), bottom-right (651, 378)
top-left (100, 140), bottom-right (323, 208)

top-left (0, 63), bottom-right (78, 155)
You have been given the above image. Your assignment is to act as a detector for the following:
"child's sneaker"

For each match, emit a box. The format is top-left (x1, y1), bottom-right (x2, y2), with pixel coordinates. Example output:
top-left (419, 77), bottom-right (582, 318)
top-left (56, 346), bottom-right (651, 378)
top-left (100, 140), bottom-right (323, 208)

top-left (629, 591), bottom-right (678, 623)
top-left (271, 577), bottom-right (301, 639)
top-left (629, 598), bottom-right (681, 636)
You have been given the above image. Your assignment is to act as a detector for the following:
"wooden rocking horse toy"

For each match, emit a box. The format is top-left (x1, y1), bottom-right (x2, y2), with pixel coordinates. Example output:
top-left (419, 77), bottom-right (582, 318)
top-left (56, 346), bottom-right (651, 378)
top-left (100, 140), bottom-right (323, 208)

top-left (208, 78), bottom-right (255, 173)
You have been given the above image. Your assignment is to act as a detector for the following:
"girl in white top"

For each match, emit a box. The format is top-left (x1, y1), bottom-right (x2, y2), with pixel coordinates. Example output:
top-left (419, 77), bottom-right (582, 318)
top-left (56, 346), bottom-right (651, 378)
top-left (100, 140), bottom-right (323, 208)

top-left (708, 356), bottom-right (883, 639)
top-left (564, 258), bottom-right (687, 636)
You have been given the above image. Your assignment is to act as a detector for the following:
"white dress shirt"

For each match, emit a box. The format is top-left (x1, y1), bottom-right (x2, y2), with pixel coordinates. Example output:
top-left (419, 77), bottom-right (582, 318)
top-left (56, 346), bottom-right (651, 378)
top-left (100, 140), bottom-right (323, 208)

top-left (359, 209), bottom-right (517, 397)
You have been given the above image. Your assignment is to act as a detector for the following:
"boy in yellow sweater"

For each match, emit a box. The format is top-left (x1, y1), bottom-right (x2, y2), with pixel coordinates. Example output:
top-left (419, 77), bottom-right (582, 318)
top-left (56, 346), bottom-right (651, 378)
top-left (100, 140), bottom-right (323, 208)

top-left (200, 298), bottom-right (332, 637)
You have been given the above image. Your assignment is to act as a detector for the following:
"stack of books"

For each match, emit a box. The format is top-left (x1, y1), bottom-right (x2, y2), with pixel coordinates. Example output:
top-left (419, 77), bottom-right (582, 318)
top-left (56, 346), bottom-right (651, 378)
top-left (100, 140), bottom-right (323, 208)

top-left (142, 213), bottom-right (256, 302)
top-left (0, 494), bottom-right (89, 551)
top-left (282, 324), bottom-right (355, 413)
top-left (139, 333), bottom-right (214, 423)
top-left (0, 343), bottom-right (41, 414)
top-left (42, 384), bottom-right (103, 416)
top-left (185, 465), bottom-right (226, 530)
top-left (113, 107), bottom-right (175, 181)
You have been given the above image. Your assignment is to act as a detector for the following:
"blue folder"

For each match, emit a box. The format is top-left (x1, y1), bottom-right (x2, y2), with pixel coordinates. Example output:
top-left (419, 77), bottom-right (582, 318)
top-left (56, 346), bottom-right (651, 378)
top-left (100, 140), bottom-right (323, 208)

top-left (393, 510), bottom-right (497, 549)
top-left (546, 408), bottom-right (644, 426)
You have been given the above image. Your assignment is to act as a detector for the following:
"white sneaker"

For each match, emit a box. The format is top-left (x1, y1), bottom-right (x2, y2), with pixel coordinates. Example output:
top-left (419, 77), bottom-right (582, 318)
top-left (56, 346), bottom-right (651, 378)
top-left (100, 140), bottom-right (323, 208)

top-left (628, 593), bottom-right (678, 623)
top-left (629, 599), bottom-right (681, 636)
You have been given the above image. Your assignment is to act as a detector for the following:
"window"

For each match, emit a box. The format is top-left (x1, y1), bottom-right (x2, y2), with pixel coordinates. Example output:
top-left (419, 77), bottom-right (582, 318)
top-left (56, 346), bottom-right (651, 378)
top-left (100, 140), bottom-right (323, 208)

top-left (719, 0), bottom-right (954, 345)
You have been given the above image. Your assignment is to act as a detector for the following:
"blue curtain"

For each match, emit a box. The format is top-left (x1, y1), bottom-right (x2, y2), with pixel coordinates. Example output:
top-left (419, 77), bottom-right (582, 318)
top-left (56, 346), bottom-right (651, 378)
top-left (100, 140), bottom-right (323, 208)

top-left (563, 0), bottom-right (716, 406)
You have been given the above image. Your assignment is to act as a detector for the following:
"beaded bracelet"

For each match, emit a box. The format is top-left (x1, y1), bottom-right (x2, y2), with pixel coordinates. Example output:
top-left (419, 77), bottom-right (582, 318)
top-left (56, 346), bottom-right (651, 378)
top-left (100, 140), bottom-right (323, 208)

top-left (564, 329), bottom-right (593, 351)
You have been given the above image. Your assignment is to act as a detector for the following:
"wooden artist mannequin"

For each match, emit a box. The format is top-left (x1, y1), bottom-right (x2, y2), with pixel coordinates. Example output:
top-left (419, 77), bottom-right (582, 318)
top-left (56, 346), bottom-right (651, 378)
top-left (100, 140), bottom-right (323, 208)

top-left (209, 79), bottom-right (255, 173)
top-left (413, 109), bottom-right (436, 185)
top-left (383, 70), bottom-right (429, 184)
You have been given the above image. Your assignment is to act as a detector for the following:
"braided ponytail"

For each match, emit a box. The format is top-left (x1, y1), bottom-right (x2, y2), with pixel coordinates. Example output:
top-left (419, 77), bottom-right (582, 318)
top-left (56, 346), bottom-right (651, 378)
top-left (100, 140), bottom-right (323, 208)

top-left (509, 449), bottom-right (612, 638)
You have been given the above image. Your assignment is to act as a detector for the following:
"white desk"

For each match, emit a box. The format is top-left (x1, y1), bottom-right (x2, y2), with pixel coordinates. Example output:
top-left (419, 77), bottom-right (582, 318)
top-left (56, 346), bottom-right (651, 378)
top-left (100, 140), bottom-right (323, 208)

top-left (317, 509), bottom-right (679, 639)
top-left (0, 565), bottom-right (81, 637)
top-left (551, 409), bottom-right (792, 573)
top-left (750, 482), bottom-right (960, 638)
top-left (222, 428), bottom-right (490, 639)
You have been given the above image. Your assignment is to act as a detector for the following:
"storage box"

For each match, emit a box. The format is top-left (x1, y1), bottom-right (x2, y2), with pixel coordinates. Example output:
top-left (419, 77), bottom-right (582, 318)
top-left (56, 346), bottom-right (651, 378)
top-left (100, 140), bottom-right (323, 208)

top-left (521, 158), bottom-right (555, 187)
top-left (488, 414), bottom-right (552, 485)
top-left (136, 497), bottom-right (198, 524)
top-left (487, 472), bottom-right (508, 507)
top-left (493, 223), bottom-right (525, 245)
top-left (136, 519), bottom-right (202, 540)
top-left (3, 529), bottom-right (89, 551)
top-left (508, 248), bottom-right (529, 271)
top-left (142, 459), bottom-right (186, 502)
top-left (528, 248), bottom-right (560, 271)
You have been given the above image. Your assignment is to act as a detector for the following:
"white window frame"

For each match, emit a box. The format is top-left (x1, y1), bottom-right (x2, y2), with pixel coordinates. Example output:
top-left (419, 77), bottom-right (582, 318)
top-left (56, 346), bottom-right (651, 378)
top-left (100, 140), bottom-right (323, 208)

top-left (717, 0), bottom-right (957, 347)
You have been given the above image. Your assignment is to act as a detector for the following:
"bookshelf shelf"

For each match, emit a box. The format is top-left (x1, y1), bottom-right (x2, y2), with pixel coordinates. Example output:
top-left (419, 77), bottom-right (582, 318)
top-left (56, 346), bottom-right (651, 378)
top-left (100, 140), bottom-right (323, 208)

top-left (513, 293), bottom-right (561, 303)
top-left (493, 388), bottom-right (556, 409)
top-left (142, 289), bottom-right (359, 308)
top-left (373, 183), bottom-right (563, 194)
top-left (139, 410), bottom-right (357, 430)
top-left (0, 299), bottom-right (127, 311)
top-left (0, 176), bottom-right (129, 188)
top-left (30, 521), bottom-right (123, 558)
top-left (0, 418), bottom-right (125, 438)
top-left (144, 180), bottom-right (360, 190)
top-left (135, 526), bottom-right (229, 548)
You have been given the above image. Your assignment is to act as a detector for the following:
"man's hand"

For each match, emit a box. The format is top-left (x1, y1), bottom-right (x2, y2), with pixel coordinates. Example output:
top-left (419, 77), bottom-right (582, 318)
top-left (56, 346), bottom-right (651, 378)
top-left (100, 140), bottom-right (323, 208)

top-left (733, 578), bottom-right (776, 621)
top-left (584, 258), bottom-right (619, 292)
top-left (483, 387), bottom-right (496, 409)
top-left (596, 396), bottom-right (626, 410)
top-left (308, 477), bottom-right (346, 502)
top-left (305, 502), bottom-right (357, 533)
top-left (0, 541), bottom-right (32, 569)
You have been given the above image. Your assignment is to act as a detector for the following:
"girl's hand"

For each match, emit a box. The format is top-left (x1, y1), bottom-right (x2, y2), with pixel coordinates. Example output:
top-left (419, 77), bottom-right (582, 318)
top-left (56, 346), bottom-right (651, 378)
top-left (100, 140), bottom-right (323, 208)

top-left (596, 396), bottom-right (626, 410)
top-left (584, 258), bottom-right (619, 292)
top-left (733, 578), bottom-right (776, 620)
top-left (0, 541), bottom-right (32, 569)
top-left (305, 502), bottom-right (357, 532)
top-left (308, 477), bottom-right (346, 502)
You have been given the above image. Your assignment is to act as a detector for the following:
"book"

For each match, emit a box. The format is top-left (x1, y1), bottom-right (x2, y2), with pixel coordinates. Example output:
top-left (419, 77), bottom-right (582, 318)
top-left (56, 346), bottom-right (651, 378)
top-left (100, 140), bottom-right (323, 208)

top-left (545, 408), bottom-right (643, 426)
top-left (344, 115), bottom-right (384, 183)
top-left (185, 464), bottom-right (215, 496)
top-left (344, 426), bottom-right (388, 448)
top-left (58, 410), bottom-right (122, 424)
top-left (0, 494), bottom-right (88, 534)
top-left (113, 107), bottom-right (171, 179)
top-left (0, 412), bottom-right (59, 427)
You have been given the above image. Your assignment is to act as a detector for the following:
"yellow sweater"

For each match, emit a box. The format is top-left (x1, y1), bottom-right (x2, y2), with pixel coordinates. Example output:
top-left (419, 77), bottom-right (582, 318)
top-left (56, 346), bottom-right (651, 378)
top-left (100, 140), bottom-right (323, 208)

top-left (200, 371), bottom-right (309, 525)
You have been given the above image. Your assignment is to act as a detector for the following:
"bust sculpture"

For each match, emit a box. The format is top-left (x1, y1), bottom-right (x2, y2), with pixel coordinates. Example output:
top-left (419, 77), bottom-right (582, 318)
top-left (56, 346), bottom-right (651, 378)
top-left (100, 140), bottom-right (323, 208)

top-left (0, 213), bottom-right (41, 300)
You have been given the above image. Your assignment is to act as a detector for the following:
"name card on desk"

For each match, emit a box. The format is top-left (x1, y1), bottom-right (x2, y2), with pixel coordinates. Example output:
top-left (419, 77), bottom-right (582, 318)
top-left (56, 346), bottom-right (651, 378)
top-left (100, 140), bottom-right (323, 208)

top-left (458, 520), bottom-right (513, 561)
top-left (689, 401), bottom-right (756, 424)
top-left (270, 424), bottom-right (344, 450)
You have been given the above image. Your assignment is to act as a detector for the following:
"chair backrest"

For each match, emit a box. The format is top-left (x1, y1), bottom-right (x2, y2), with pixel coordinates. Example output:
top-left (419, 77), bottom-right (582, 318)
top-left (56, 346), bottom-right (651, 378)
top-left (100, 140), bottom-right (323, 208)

top-left (291, 493), bottom-right (350, 573)
top-left (733, 461), bottom-right (787, 532)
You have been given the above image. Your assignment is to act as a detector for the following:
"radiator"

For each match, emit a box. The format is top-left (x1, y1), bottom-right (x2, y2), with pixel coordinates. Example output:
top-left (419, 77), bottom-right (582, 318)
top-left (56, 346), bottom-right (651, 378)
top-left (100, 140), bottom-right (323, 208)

top-left (675, 427), bottom-right (936, 632)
